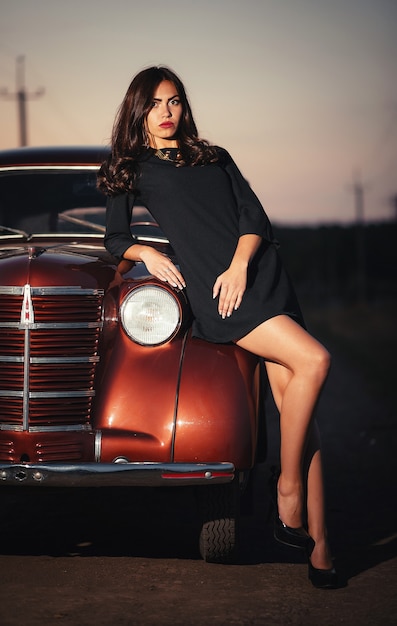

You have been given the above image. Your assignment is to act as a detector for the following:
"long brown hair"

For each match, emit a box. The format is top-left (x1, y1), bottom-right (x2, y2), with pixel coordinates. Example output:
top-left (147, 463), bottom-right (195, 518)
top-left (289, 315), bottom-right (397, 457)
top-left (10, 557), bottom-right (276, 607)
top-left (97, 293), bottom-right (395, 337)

top-left (98, 66), bottom-right (218, 196)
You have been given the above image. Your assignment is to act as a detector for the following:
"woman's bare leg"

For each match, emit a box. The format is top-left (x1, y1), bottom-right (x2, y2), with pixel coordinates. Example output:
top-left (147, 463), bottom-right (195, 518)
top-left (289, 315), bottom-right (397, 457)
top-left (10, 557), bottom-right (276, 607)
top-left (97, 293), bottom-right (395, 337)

top-left (266, 360), bottom-right (333, 568)
top-left (236, 315), bottom-right (332, 567)
top-left (305, 427), bottom-right (334, 569)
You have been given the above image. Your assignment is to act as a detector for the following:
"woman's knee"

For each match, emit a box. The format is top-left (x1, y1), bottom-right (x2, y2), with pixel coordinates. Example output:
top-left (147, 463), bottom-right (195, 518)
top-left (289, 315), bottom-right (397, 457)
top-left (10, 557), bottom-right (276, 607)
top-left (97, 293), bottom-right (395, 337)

top-left (311, 345), bottom-right (331, 382)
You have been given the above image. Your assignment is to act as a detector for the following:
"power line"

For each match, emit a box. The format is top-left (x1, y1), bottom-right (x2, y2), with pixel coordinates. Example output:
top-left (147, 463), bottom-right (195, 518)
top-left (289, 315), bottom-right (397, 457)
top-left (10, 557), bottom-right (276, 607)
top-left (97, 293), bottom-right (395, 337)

top-left (0, 56), bottom-right (44, 146)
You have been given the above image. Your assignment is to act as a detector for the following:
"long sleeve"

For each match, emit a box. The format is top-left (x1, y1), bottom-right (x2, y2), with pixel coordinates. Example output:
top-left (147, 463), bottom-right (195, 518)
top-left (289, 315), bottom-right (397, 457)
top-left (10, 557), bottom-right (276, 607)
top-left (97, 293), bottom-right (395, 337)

top-left (104, 193), bottom-right (137, 260)
top-left (220, 150), bottom-right (276, 244)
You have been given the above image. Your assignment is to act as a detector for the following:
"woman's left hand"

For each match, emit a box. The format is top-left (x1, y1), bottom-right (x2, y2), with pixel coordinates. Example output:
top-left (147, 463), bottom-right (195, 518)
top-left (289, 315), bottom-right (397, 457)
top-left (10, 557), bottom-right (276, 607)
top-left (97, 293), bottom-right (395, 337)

top-left (213, 264), bottom-right (247, 319)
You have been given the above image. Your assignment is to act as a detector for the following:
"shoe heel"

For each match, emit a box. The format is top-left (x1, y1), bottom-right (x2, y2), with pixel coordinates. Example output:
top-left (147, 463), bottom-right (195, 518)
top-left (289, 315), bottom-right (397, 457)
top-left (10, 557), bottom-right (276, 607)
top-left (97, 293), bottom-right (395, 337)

top-left (274, 515), bottom-right (315, 552)
top-left (269, 466), bottom-right (314, 552)
top-left (308, 559), bottom-right (339, 589)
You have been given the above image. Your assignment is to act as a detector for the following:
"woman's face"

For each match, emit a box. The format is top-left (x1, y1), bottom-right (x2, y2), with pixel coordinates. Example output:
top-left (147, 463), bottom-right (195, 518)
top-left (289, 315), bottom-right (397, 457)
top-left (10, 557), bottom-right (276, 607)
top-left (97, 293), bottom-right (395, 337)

top-left (145, 80), bottom-right (182, 148)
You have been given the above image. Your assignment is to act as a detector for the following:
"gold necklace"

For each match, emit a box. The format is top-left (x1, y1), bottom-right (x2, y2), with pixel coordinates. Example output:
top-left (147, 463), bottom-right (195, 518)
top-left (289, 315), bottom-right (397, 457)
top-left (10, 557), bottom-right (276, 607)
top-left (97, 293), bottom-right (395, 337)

top-left (154, 148), bottom-right (181, 162)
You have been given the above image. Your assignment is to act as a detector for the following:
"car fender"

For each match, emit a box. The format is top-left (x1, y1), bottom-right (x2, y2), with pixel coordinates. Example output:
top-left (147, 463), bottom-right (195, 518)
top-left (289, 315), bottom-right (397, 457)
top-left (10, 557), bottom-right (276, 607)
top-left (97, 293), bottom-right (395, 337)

top-left (173, 334), bottom-right (260, 469)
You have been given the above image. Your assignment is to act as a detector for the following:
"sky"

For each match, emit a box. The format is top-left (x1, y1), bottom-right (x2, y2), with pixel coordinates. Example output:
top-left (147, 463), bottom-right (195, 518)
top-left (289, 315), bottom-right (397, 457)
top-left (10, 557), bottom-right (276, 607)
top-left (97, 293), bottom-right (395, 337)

top-left (0, 0), bottom-right (396, 225)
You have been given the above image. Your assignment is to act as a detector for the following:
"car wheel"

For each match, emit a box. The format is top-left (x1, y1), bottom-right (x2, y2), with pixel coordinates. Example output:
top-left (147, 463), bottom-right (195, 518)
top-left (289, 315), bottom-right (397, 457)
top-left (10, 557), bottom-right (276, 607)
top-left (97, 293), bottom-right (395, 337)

top-left (196, 477), bottom-right (240, 564)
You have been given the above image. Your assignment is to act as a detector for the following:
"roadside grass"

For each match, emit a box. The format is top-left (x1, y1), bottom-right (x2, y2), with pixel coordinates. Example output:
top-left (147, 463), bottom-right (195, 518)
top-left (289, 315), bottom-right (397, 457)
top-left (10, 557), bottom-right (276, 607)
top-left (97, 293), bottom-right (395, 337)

top-left (303, 299), bottom-right (396, 412)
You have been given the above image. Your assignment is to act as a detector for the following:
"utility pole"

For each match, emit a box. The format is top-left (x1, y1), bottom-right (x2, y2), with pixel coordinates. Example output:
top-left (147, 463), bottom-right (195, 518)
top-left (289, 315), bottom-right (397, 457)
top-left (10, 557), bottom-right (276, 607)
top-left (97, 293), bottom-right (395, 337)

top-left (351, 172), bottom-right (367, 304)
top-left (0, 56), bottom-right (44, 146)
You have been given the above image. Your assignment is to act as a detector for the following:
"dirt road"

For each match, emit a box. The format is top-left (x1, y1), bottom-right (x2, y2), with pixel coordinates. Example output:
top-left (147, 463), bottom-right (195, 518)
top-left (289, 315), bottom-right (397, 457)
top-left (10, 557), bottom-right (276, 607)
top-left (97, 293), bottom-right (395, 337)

top-left (0, 335), bottom-right (396, 625)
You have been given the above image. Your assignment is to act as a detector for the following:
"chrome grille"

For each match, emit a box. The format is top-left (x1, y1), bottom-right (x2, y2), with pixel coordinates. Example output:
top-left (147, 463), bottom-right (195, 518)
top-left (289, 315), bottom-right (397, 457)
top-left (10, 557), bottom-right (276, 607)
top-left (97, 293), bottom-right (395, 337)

top-left (0, 286), bottom-right (104, 431)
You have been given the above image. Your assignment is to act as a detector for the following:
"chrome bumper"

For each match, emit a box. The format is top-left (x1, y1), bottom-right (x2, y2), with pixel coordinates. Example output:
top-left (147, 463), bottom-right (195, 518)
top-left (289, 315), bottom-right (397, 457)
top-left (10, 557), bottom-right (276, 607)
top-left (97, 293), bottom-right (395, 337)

top-left (0, 462), bottom-right (235, 487)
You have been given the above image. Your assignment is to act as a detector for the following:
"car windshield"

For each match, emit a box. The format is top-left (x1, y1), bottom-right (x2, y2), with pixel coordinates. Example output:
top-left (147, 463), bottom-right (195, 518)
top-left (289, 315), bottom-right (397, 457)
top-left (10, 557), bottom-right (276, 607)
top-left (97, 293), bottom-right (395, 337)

top-left (0, 168), bottom-right (166, 241)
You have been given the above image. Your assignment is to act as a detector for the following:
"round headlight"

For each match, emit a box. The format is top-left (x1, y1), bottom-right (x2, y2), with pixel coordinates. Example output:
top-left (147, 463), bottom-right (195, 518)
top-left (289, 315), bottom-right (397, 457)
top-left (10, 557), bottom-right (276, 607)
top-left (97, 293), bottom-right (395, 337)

top-left (120, 285), bottom-right (181, 346)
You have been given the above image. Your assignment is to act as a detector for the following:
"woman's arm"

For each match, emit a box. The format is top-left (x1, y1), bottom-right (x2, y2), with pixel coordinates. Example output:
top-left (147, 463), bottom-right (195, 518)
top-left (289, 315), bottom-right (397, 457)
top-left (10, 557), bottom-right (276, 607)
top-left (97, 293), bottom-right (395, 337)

top-left (213, 233), bottom-right (262, 319)
top-left (212, 150), bottom-right (277, 319)
top-left (105, 194), bottom-right (185, 289)
top-left (122, 243), bottom-right (185, 289)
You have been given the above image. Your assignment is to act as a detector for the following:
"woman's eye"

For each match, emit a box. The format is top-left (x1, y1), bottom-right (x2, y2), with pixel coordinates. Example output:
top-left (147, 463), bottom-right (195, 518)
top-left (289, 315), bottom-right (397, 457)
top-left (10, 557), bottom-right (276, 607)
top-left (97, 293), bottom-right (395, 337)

top-left (170, 99), bottom-right (180, 106)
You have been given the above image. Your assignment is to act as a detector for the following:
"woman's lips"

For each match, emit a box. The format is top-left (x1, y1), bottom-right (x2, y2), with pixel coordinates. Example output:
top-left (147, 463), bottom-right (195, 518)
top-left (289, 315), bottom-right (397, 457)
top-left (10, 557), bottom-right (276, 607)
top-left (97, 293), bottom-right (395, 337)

top-left (159, 122), bottom-right (174, 128)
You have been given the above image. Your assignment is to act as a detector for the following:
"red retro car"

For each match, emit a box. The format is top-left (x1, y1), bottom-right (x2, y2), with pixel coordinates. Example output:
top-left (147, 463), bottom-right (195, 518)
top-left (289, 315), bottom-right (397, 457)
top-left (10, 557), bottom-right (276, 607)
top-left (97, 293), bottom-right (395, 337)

top-left (0, 146), bottom-right (265, 562)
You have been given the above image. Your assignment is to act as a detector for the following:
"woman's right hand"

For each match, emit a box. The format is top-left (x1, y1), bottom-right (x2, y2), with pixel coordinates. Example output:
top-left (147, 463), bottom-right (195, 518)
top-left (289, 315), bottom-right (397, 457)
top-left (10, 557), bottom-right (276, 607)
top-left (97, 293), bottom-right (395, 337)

top-left (138, 245), bottom-right (186, 290)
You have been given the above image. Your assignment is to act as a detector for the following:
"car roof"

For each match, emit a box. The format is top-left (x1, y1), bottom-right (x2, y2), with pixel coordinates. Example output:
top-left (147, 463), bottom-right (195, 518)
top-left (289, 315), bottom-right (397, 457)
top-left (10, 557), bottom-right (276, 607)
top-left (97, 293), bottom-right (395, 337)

top-left (0, 146), bottom-right (111, 167)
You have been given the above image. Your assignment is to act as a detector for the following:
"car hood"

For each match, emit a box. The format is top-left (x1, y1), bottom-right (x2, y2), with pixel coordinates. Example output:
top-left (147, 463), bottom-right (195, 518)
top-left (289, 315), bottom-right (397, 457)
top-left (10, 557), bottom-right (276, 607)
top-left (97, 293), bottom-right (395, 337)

top-left (0, 240), bottom-right (117, 290)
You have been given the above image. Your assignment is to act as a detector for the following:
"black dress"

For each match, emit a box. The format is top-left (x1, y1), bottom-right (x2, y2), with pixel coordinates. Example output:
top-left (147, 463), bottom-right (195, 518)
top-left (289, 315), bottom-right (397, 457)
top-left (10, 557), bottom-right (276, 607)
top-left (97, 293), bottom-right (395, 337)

top-left (105, 148), bottom-right (303, 343)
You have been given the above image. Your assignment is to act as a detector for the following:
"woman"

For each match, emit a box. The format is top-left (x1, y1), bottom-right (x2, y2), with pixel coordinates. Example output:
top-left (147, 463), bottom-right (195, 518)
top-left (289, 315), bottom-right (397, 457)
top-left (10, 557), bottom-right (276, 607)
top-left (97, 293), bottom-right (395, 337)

top-left (98, 66), bottom-right (338, 588)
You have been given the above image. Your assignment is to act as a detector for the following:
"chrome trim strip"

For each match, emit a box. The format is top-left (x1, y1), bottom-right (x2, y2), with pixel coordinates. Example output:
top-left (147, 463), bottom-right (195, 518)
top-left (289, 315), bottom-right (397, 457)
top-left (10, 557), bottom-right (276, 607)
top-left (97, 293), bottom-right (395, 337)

top-left (0, 390), bottom-right (95, 398)
top-left (0, 322), bottom-right (103, 329)
top-left (30, 356), bottom-right (100, 364)
top-left (0, 462), bottom-right (235, 487)
top-left (0, 356), bottom-right (99, 363)
top-left (29, 391), bottom-right (95, 398)
top-left (23, 322), bottom-right (102, 329)
top-left (0, 322), bottom-right (22, 328)
top-left (0, 423), bottom-right (91, 432)
top-left (31, 287), bottom-right (104, 296)
top-left (22, 327), bottom-right (30, 430)
top-left (0, 286), bottom-right (24, 295)
top-left (29, 424), bottom-right (92, 432)
top-left (0, 286), bottom-right (104, 296)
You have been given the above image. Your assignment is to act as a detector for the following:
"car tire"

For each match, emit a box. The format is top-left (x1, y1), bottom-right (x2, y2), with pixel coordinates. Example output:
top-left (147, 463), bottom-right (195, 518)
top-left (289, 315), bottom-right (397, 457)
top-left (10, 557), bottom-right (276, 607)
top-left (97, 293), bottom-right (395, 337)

top-left (196, 477), bottom-right (240, 564)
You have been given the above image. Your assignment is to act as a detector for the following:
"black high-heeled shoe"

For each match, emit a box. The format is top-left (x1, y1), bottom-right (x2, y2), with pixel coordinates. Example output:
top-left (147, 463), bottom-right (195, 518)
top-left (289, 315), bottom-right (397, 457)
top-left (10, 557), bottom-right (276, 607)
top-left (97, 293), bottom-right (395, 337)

top-left (269, 467), bottom-right (315, 553)
top-left (308, 559), bottom-right (339, 589)
top-left (274, 515), bottom-right (315, 552)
